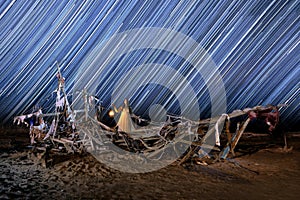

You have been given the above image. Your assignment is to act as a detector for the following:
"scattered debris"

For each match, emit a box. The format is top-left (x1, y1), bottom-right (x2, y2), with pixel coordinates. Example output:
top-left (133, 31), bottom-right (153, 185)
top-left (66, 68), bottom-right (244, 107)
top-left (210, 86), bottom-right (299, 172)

top-left (13, 63), bottom-right (288, 167)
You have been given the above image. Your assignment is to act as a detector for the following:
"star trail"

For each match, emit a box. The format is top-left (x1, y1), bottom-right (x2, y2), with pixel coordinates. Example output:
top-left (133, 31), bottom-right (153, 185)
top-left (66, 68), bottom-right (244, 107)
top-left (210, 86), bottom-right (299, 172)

top-left (0, 0), bottom-right (299, 130)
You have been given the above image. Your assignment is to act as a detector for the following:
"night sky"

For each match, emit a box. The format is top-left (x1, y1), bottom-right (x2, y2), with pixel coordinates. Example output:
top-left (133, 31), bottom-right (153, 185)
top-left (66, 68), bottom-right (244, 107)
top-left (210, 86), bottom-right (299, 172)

top-left (0, 0), bottom-right (299, 130)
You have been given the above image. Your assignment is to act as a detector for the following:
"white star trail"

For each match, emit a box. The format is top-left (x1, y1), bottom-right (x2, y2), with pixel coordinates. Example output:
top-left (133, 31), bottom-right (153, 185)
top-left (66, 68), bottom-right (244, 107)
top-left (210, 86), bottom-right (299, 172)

top-left (0, 0), bottom-right (299, 129)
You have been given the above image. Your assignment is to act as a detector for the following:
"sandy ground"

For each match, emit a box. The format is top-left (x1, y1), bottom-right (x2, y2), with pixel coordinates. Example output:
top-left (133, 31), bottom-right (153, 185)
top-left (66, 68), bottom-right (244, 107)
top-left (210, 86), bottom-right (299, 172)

top-left (0, 128), bottom-right (300, 200)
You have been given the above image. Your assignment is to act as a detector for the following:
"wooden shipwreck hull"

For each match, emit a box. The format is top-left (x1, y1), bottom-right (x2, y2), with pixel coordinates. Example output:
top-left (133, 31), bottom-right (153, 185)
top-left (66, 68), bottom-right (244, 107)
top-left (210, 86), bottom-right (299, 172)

top-left (13, 64), bottom-right (287, 166)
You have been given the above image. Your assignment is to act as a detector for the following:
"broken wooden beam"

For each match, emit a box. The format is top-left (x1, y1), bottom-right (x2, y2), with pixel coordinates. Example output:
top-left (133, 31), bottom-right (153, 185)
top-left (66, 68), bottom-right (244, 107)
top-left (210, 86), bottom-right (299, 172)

top-left (219, 118), bottom-right (250, 159)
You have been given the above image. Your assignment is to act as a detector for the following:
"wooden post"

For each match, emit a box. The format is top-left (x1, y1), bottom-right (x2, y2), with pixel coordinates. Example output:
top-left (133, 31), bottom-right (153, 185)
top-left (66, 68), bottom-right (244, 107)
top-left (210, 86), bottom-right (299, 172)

top-left (225, 118), bottom-right (231, 143)
top-left (219, 118), bottom-right (250, 159)
top-left (230, 118), bottom-right (250, 155)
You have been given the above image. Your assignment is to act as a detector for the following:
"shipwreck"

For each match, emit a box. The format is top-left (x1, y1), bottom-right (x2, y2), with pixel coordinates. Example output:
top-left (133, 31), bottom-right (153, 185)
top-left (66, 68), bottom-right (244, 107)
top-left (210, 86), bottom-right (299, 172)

top-left (13, 64), bottom-right (287, 167)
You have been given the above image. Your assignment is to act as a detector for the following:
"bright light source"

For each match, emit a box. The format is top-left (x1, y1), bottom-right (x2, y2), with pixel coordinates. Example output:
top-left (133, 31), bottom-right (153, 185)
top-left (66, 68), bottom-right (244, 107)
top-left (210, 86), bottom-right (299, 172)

top-left (108, 110), bottom-right (115, 118)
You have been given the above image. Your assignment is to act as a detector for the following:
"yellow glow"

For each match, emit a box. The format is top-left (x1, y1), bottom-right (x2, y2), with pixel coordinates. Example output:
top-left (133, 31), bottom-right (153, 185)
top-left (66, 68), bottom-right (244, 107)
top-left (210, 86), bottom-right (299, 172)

top-left (108, 110), bottom-right (115, 118)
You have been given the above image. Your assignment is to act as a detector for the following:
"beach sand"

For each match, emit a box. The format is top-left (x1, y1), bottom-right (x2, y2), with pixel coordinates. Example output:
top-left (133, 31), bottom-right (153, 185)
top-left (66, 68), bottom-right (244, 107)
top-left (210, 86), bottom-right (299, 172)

top-left (0, 128), bottom-right (299, 199)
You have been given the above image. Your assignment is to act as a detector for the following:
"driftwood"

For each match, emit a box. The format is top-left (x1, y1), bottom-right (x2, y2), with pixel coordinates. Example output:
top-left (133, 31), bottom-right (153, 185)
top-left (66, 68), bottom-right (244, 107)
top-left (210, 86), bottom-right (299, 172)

top-left (13, 64), bottom-right (287, 167)
top-left (14, 103), bottom-right (286, 167)
top-left (219, 118), bottom-right (250, 159)
top-left (178, 104), bottom-right (286, 165)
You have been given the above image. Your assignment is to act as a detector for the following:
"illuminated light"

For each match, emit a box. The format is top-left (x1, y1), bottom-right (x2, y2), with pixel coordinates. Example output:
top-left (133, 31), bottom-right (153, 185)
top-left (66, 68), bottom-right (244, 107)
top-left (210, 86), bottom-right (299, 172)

top-left (108, 110), bottom-right (115, 118)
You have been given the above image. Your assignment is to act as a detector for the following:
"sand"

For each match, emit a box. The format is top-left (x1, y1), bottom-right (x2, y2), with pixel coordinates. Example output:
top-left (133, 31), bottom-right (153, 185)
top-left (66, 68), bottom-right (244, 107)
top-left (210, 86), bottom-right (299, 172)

top-left (0, 128), bottom-right (299, 199)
